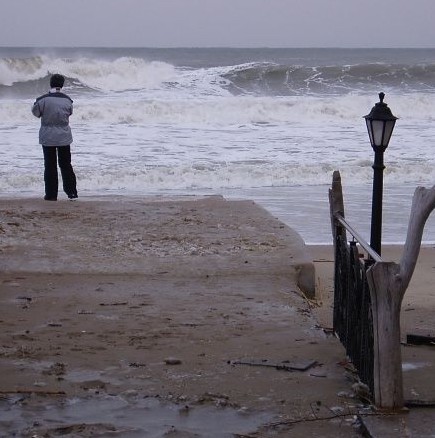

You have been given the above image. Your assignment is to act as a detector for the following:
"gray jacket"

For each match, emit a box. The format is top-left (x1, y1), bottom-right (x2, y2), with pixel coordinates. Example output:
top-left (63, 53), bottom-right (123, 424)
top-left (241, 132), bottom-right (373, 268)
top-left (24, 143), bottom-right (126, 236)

top-left (32, 91), bottom-right (73, 146)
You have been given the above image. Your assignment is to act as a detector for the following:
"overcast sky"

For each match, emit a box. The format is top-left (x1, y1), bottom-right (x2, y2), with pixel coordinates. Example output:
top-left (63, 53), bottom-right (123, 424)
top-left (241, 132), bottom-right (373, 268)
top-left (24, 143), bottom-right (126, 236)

top-left (1, 0), bottom-right (434, 48)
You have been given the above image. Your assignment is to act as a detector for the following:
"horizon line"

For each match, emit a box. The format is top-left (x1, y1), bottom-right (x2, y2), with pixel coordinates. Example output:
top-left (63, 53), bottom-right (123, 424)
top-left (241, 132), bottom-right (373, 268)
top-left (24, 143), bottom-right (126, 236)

top-left (1, 45), bottom-right (435, 50)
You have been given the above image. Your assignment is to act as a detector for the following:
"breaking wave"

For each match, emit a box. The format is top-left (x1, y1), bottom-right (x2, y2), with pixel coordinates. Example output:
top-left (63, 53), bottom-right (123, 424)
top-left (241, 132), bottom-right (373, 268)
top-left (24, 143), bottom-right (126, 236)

top-left (0, 56), bottom-right (178, 96)
top-left (2, 53), bottom-right (435, 98)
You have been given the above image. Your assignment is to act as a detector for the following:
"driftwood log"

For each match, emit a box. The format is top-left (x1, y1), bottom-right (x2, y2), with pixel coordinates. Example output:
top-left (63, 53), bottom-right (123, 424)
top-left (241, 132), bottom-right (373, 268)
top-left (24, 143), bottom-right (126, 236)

top-left (366, 185), bottom-right (435, 410)
top-left (330, 170), bottom-right (435, 410)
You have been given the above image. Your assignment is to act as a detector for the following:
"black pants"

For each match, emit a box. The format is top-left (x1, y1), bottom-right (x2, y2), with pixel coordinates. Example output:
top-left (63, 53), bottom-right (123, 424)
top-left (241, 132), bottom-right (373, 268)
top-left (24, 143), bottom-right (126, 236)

top-left (42, 145), bottom-right (77, 200)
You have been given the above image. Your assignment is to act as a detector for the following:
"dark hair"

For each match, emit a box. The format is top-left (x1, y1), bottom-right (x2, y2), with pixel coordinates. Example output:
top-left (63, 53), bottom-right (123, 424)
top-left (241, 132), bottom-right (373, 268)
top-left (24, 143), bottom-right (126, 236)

top-left (50, 74), bottom-right (65, 89)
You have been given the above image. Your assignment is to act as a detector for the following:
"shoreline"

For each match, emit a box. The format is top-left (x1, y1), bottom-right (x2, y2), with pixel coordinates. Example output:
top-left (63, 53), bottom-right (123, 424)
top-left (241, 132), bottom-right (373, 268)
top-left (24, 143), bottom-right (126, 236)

top-left (2, 190), bottom-right (435, 247)
top-left (4, 178), bottom-right (435, 245)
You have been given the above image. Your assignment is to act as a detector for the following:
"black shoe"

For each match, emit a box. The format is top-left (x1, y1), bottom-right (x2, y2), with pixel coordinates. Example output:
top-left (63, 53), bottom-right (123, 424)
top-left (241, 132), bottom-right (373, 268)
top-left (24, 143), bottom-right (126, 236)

top-left (44, 196), bottom-right (57, 201)
top-left (68, 194), bottom-right (78, 201)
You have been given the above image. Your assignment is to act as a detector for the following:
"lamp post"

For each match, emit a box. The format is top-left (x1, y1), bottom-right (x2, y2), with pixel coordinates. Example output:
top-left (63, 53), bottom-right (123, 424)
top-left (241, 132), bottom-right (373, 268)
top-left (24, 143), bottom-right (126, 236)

top-left (364, 92), bottom-right (398, 256)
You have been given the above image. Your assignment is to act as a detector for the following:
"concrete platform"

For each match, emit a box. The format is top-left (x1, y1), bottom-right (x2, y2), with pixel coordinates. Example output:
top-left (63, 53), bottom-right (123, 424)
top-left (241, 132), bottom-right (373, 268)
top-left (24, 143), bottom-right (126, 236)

top-left (0, 196), bottom-right (355, 437)
top-left (0, 196), bottom-right (315, 297)
top-left (1, 196), bottom-right (434, 437)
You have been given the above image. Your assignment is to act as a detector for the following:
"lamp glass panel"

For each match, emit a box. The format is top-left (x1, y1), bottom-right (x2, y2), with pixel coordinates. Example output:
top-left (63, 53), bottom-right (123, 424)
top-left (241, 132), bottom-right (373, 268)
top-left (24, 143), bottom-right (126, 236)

top-left (371, 120), bottom-right (385, 146)
top-left (382, 120), bottom-right (396, 146)
top-left (366, 119), bottom-right (374, 145)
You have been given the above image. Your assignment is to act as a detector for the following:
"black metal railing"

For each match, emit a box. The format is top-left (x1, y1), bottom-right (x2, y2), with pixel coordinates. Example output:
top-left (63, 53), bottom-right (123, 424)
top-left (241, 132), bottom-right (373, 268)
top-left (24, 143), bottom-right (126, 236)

top-left (332, 214), bottom-right (379, 397)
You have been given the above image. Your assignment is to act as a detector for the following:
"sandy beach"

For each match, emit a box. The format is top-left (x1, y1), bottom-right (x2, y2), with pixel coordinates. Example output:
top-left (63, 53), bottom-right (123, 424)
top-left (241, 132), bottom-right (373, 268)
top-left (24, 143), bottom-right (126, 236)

top-left (0, 197), bottom-right (434, 437)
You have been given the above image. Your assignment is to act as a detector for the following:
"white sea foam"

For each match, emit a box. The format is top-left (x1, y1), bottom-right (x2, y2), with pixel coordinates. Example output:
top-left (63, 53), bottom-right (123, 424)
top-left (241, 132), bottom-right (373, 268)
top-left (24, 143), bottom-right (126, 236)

top-left (3, 93), bottom-right (435, 126)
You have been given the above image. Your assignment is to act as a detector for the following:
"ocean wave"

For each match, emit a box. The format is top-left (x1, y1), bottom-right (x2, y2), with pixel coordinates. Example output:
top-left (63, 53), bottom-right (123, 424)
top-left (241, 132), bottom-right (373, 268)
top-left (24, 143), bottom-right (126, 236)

top-left (222, 62), bottom-right (435, 96)
top-left (0, 55), bottom-right (177, 93)
top-left (2, 53), bottom-right (435, 100)
top-left (0, 56), bottom-right (46, 86)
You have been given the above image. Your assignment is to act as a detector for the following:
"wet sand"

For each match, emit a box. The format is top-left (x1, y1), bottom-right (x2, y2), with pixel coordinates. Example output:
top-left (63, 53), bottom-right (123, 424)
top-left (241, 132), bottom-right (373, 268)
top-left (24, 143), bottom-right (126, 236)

top-left (0, 197), bottom-right (434, 437)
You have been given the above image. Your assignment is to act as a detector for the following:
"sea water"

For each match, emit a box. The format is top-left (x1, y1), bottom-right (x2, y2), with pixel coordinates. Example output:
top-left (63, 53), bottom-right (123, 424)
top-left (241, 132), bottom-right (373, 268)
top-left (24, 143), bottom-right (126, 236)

top-left (1, 47), bottom-right (435, 244)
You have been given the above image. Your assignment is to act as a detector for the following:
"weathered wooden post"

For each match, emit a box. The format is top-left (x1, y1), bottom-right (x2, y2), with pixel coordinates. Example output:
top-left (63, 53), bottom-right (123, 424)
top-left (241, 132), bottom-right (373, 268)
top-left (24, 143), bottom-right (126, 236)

top-left (366, 262), bottom-right (404, 409)
top-left (329, 170), bottom-right (345, 244)
top-left (366, 185), bottom-right (435, 410)
top-left (329, 171), bottom-right (347, 337)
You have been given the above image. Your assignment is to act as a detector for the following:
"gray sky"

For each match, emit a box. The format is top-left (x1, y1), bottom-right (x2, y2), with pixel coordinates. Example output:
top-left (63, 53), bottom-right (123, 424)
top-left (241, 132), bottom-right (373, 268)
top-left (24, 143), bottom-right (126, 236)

top-left (1, 0), bottom-right (434, 48)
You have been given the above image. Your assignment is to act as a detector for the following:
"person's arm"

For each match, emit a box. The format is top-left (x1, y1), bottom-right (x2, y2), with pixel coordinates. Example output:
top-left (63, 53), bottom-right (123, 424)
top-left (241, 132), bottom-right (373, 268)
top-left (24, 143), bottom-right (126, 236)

top-left (32, 100), bottom-right (42, 118)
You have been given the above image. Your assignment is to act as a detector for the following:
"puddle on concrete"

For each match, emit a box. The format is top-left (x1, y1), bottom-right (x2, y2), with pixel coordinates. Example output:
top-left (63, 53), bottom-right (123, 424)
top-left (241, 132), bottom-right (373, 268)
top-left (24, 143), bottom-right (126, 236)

top-left (0, 393), bottom-right (271, 437)
top-left (66, 369), bottom-right (105, 382)
top-left (8, 359), bottom-right (126, 388)
top-left (402, 362), bottom-right (431, 371)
